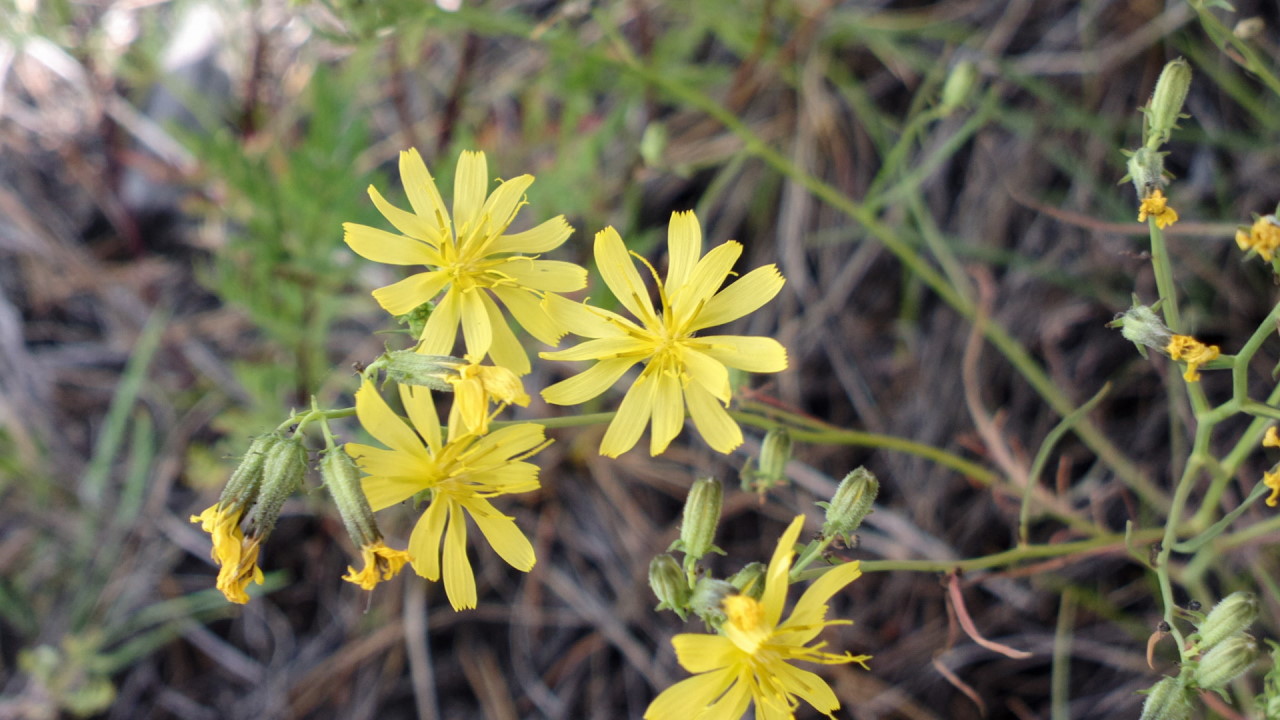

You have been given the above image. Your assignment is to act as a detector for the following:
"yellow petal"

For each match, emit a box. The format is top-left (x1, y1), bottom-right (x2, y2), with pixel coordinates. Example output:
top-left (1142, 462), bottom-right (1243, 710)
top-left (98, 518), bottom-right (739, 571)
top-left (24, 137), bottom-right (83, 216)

top-left (542, 293), bottom-right (632, 339)
top-left (360, 473), bottom-right (425, 511)
top-left (771, 662), bottom-right (842, 715)
top-left (665, 210), bottom-right (702, 294)
top-left (541, 336), bottom-right (652, 363)
top-left (466, 423), bottom-right (548, 465)
top-left (490, 216), bottom-right (573, 254)
top-left (399, 383), bottom-right (442, 452)
top-left (671, 633), bottom-right (738, 673)
top-left (693, 335), bottom-right (788, 374)
top-left (600, 371), bottom-right (659, 457)
top-left (460, 289), bottom-right (494, 359)
top-left (703, 676), bottom-right (752, 719)
top-left (399, 148), bottom-right (450, 231)
top-left (478, 174), bottom-right (534, 239)
top-left (372, 271), bottom-right (450, 316)
top-left (781, 560), bottom-right (862, 642)
top-left (684, 381), bottom-right (742, 454)
top-left (541, 357), bottom-right (639, 405)
top-left (499, 258), bottom-right (589, 293)
top-left (595, 226), bottom-right (658, 326)
top-left (367, 184), bottom-right (443, 246)
top-left (409, 498), bottom-right (448, 581)
top-left (344, 223), bottom-right (441, 266)
top-left (355, 380), bottom-right (424, 455)
top-left (649, 370), bottom-right (686, 456)
top-left (463, 496), bottom-right (536, 571)
top-left (419, 289), bottom-right (461, 356)
top-left (690, 264), bottom-right (783, 331)
top-left (762, 516), bottom-right (806, 628)
top-left (471, 462), bottom-right (541, 495)
top-left (670, 241), bottom-right (742, 324)
top-left (442, 502), bottom-right (477, 610)
top-left (680, 346), bottom-right (731, 402)
top-left (481, 296), bottom-right (531, 375)
top-left (644, 668), bottom-right (738, 720)
top-left (490, 284), bottom-right (565, 346)
top-left (453, 151), bottom-right (488, 237)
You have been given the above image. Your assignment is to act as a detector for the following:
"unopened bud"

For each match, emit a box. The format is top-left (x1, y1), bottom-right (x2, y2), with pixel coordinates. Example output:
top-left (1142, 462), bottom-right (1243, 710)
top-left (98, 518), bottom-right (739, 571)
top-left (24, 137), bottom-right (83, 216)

top-left (246, 434), bottom-right (307, 539)
top-left (322, 447), bottom-right (379, 549)
top-left (1108, 302), bottom-right (1172, 359)
top-left (1146, 58), bottom-right (1192, 149)
top-left (1140, 676), bottom-right (1192, 720)
top-left (1196, 591), bottom-right (1259, 652)
top-left (649, 554), bottom-right (690, 620)
top-left (742, 429), bottom-right (792, 492)
top-left (728, 562), bottom-right (767, 600)
top-left (689, 577), bottom-right (735, 628)
top-left (820, 467), bottom-right (879, 543)
top-left (675, 478), bottom-right (724, 562)
top-left (398, 301), bottom-right (435, 340)
top-left (1124, 146), bottom-right (1168, 199)
top-left (382, 348), bottom-right (458, 391)
top-left (940, 60), bottom-right (978, 116)
top-left (1194, 634), bottom-right (1260, 690)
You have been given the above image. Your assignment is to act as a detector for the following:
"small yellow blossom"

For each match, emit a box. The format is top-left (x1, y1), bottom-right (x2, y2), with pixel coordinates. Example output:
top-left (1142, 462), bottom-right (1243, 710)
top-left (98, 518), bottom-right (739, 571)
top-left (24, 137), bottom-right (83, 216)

top-left (1236, 215), bottom-right (1280, 262)
top-left (343, 149), bottom-right (588, 374)
top-left (1166, 334), bottom-right (1219, 383)
top-left (541, 211), bottom-right (787, 457)
top-left (345, 380), bottom-right (547, 610)
top-left (645, 516), bottom-right (868, 720)
top-left (1264, 427), bottom-right (1280, 448)
top-left (343, 540), bottom-right (414, 590)
top-left (1138, 190), bottom-right (1178, 229)
top-left (1264, 470), bottom-right (1280, 508)
top-left (190, 504), bottom-right (264, 604)
top-left (443, 356), bottom-right (530, 436)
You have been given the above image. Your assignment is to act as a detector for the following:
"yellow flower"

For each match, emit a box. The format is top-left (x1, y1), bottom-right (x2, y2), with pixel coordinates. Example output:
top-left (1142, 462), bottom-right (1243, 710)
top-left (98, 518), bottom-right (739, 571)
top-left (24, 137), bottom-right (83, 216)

top-left (1138, 189), bottom-right (1178, 229)
top-left (343, 149), bottom-right (588, 374)
top-left (343, 540), bottom-right (414, 590)
top-left (190, 504), bottom-right (264, 604)
top-left (1236, 215), bottom-right (1280, 262)
top-left (540, 211), bottom-right (787, 457)
top-left (1166, 334), bottom-right (1220, 383)
top-left (645, 516), bottom-right (869, 720)
top-left (442, 356), bottom-right (530, 436)
top-left (345, 380), bottom-right (547, 610)
top-left (1265, 470), bottom-right (1280, 508)
top-left (1264, 427), bottom-right (1280, 448)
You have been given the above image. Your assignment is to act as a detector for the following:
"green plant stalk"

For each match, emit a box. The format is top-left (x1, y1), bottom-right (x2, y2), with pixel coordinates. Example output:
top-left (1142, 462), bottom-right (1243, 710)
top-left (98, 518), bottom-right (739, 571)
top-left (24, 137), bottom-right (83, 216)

top-left (1153, 404), bottom-right (1211, 659)
top-left (1020, 384), bottom-right (1111, 545)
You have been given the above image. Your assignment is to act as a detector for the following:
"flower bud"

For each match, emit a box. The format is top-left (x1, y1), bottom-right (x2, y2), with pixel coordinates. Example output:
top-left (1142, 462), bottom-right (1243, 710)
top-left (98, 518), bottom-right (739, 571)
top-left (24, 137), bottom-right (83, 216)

top-left (1124, 147), bottom-right (1167, 199)
top-left (1196, 591), bottom-right (1259, 652)
top-left (727, 562), bottom-right (767, 600)
top-left (322, 447), bottom-right (379, 549)
top-left (688, 577), bottom-right (736, 628)
top-left (1194, 634), bottom-right (1259, 691)
top-left (1107, 303), bottom-right (1172, 359)
top-left (939, 60), bottom-right (978, 116)
top-left (218, 432), bottom-right (283, 510)
top-left (397, 300), bottom-right (435, 340)
top-left (675, 478), bottom-right (724, 563)
top-left (1140, 676), bottom-right (1192, 720)
top-left (742, 429), bottom-right (792, 492)
top-left (382, 348), bottom-right (458, 391)
top-left (820, 467), bottom-right (879, 543)
top-left (649, 554), bottom-right (691, 620)
top-left (246, 434), bottom-right (308, 540)
top-left (1146, 58), bottom-right (1192, 149)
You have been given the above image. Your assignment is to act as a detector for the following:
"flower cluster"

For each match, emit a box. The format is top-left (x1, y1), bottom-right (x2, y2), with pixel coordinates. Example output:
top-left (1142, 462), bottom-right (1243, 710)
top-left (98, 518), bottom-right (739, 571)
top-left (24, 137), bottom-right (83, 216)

top-left (1138, 189), bottom-right (1178, 229)
top-left (1166, 334), bottom-right (1219, 383)
top-left (1236, 215), bottom-right (1280, 263)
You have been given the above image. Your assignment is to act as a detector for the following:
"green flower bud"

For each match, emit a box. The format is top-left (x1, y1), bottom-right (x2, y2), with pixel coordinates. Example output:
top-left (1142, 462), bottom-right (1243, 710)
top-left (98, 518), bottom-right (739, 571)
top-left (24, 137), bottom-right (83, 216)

top-left (819, 467), bottom-right (879, 543)
top-left (742, 429), bottom-right (792, 492)
top-left (397, 300), bottom-right (435, 340)
top-left (1107, 302), bottom-right (1172, 360)
top-left (218, 432), bottom-right (284, 511)
top-left (1194, 634), bottom-right (1260, 691)
top-left (1196, 591), bottom-right (1259, 652)
top-left (1145, 58), bottom-right (1192, 149)
top-left (1140, 676), bottom-right (1192, 720)
top-left (688, 577), bottom-right (735, 628)
top-left (649, 554), bottom-right (691, 620)
top-left (246, 434), bottom-right (308, 540)
top-left (940, 60), bottom-right (978, 116)
top-left (675, 478), bottom-right (724, 562)
top-left (382, 349), bottom-right (459, 392)
top-left (322, 446), bottom-right (380, 549)
top-left (1124, 146), bottom-right (1168, 199)
top-left (727, 562), bottom-right (767, 600)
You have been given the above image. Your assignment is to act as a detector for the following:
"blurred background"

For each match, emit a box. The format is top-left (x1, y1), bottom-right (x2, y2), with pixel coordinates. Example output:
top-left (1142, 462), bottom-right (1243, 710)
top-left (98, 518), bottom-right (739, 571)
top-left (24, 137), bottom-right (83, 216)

top-left (4, 0), bottom-right (1280, 718)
